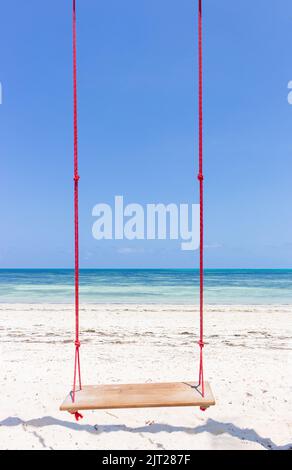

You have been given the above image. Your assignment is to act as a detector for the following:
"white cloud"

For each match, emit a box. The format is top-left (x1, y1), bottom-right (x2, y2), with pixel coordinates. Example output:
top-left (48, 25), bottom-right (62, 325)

top-left (117, 247), bottom-right (145, 255)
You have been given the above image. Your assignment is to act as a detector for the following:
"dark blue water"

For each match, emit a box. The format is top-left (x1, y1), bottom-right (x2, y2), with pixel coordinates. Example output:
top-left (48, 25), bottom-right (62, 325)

top-left (0, 269), bottom-right (292, 304)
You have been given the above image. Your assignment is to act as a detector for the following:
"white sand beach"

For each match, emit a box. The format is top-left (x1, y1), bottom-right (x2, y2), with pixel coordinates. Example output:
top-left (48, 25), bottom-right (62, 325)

top-left (0, 304), bottom-right (291, 450)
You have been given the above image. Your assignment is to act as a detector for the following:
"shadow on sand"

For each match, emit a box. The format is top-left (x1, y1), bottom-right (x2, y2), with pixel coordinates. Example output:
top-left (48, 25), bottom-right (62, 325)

top-left (1, 416), bottom-right (291, 450)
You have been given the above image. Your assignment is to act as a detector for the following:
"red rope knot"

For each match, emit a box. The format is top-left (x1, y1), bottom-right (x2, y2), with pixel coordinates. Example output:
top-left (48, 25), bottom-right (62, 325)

top-left (198, 340), bottom-right (205, 349)
top-left (197, 173), bottom-right (204, 182)
top-left (74, 411), bottom-right (83, 421)
top-left (75, 340), bottom-right (81, 349)
top-left (74, 175), bottom-right (80, 182)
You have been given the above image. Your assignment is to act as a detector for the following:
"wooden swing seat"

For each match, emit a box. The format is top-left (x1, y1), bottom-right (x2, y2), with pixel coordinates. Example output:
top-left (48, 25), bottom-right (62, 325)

top-left (60, 381), bottom-right (215, 412)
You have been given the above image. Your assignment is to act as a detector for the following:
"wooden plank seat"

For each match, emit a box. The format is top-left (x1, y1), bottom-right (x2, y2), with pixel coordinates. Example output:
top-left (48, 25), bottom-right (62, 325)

top-left (60, 381), bottom-right (215, 412)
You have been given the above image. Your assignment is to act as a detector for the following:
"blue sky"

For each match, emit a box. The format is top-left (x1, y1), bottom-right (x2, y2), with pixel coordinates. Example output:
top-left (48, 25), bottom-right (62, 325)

top-left (0, 0), bottom-right (292, 269)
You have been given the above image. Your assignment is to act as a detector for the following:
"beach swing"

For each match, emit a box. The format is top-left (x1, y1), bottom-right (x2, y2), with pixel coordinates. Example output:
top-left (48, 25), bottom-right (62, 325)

top-left (60, 0), bottom-right (215, 420)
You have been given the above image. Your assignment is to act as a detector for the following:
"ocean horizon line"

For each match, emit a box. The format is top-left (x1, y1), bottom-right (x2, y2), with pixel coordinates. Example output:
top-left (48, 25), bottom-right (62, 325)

top-left (1, 268), bottom-right (292, 271)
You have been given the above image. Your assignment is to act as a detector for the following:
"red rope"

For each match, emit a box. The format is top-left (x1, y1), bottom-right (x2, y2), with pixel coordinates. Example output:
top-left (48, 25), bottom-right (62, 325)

top-left (197, 0), bottom-right (205, 399)
top-left (72, 0), bottom-right (82, 411)
top-left (70, 411), bottom-right (83, 421)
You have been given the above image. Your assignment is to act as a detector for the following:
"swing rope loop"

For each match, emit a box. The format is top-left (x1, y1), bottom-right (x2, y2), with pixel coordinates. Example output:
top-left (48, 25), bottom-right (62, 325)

top-left (72, 0), bottom-right (82, 420)
top-left (197, 0), bottom-right (205, 399)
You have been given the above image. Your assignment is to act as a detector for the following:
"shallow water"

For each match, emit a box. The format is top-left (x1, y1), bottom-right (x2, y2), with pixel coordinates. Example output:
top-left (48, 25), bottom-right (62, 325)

top-left (0, 269), bottom-right (292, 305)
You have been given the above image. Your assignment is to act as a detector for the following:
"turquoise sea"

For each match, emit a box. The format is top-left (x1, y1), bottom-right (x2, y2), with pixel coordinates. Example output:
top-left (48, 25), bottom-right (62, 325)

top-left (0, 269), bottom-right (292, 304)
